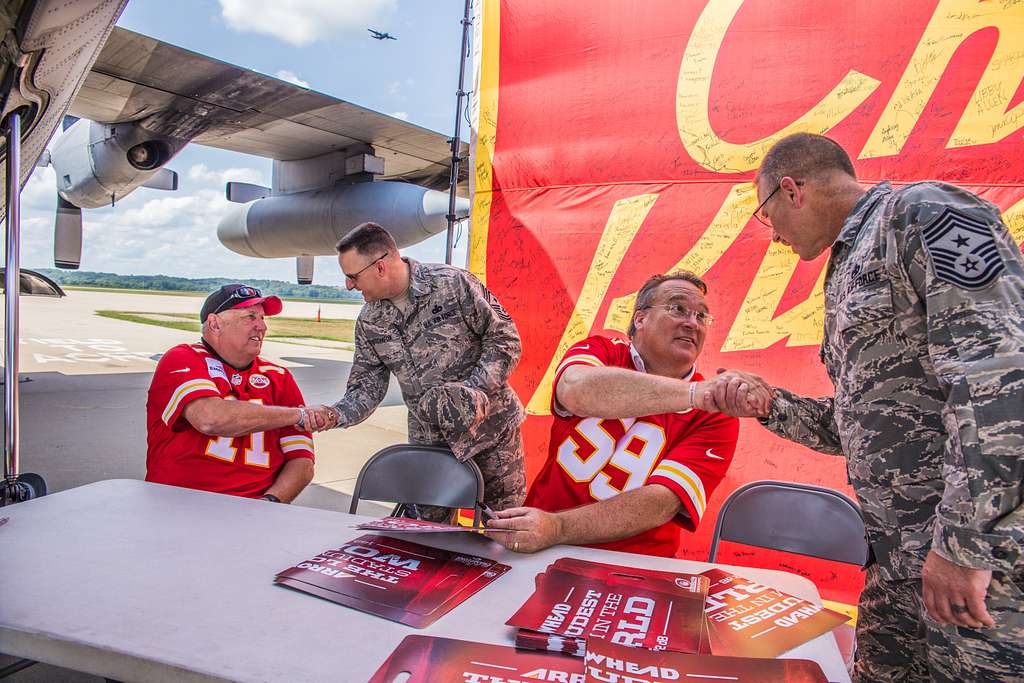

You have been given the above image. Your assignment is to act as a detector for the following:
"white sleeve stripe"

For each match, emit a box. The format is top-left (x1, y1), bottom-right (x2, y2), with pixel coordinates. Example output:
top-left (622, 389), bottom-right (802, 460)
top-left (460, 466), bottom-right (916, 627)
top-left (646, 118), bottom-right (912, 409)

top-left (555, 355), bottom-right (603, 377)
top-left (280, 436), bottom-right (314, 450)
top-left (652, 463), bottom-right (707, 518)
top-left (162, 379), bottom-right (219, 424)
top-left (259, 365), bottom-right (286, 374)
top-left (281, 442), bottom-right (315, 454)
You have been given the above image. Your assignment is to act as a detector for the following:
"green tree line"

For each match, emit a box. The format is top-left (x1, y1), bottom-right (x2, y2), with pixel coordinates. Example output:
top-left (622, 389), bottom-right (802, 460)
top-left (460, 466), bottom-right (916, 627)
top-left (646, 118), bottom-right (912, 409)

top-left (36, 269), bottom-right (362, 302)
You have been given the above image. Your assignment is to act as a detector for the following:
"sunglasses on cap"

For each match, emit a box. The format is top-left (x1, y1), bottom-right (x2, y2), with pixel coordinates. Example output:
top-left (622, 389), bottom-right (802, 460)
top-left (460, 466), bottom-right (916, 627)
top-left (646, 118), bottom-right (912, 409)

top-left (212, 286), bottom-right (262, 315)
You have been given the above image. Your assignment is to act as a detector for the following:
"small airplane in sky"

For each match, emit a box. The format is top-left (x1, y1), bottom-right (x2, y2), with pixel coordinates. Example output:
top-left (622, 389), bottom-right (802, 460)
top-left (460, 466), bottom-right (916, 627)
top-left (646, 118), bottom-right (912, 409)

top-left (367, 28), bottom-right (397, 41)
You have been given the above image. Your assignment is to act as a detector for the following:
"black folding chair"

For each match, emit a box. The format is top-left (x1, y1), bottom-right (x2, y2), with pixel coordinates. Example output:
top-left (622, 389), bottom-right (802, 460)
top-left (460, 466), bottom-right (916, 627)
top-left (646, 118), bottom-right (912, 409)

top-left (708, 480), bottom-right (868, 671)
top-left (348, 444), bottom-right (486, 527)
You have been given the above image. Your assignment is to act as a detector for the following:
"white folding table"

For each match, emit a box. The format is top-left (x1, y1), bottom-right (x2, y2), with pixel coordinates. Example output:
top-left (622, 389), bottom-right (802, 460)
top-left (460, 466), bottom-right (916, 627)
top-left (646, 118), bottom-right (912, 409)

top-left (0, 479), bottom-right (851, 682)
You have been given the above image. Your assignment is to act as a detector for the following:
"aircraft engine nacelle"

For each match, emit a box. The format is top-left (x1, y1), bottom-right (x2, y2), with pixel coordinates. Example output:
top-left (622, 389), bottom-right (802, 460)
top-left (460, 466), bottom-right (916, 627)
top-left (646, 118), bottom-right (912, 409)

top-left (48, 119), bottom-right (184, 209)
top-left (217, 181), bottom-right (470, 258)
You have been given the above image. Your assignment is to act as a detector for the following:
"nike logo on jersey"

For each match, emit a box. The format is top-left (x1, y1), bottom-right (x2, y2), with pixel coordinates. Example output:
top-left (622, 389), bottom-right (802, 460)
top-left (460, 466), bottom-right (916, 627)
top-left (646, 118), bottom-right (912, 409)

top-left (705, 449), bottom-right (724, 460)
top-left (574, 344), bottom-right (590, 350)
top-left (170, 368), bottom-right (190, 374)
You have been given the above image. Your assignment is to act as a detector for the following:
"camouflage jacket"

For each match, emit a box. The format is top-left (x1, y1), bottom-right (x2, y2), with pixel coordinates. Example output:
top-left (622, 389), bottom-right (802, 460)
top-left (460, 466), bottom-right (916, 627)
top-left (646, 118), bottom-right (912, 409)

top-left (333, 258), bottom-right (525, 461)
top-left (761, 181), bottom-right (1024, 581)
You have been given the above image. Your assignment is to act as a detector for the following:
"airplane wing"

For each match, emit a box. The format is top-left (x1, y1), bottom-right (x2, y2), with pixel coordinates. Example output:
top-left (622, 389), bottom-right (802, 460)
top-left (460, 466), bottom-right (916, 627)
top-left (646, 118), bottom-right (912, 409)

top-left (0, 0), bottom-right (129, 219)
top-left (70, 27), bottom-right (468, 194)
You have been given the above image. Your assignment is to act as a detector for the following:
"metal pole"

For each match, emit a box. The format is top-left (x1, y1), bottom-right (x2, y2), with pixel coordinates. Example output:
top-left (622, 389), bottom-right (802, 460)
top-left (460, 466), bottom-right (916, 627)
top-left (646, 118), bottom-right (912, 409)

top-left (445, 0), bottom-right (473, 265)
top-left (3, 109), bottom-right (21, 484)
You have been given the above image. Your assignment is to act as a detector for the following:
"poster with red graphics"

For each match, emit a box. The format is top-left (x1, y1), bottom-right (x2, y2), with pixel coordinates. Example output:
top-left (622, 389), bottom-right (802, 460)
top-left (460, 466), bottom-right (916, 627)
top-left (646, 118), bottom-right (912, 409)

top-left (471, 0), bottom-right (1024, 609)
top-left (354, 517), bottom-right (485, 534)
top-left (584, 637), bottom-right (828, 683)
top-left (701, 568), bottom-right (849, 657)
top-left (369, 635), bottom-right (587, 683)
top-left (507, 564), bottom-right (707, 653)
top-left (274, 534), bottom-right (509, 628)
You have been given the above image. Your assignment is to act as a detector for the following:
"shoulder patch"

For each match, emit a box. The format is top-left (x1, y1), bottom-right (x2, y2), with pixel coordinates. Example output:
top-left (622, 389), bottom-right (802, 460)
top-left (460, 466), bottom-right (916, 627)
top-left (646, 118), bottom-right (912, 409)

top-left (484, 287), bottom-right (512, 322)
top-left (920, 207), bottom-right (1005, 290)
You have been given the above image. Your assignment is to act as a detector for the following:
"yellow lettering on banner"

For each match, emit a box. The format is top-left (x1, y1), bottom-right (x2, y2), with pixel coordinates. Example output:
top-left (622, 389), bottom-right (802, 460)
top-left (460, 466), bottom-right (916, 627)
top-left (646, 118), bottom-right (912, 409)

top-left (676, 0), bottom-right (880, 173)
top-left (468, 0), bottom-right (502, 283)
top-left (862, 0), bottom-right (1024, 158)
top-left (603, 183), bottom-right (757, 334)
top-left (721, 242), bottom-right (827, 352)
top-left (526, 194), bottom-right (659, 415)
top-left (1005, 197), bottom-right (1024, 248)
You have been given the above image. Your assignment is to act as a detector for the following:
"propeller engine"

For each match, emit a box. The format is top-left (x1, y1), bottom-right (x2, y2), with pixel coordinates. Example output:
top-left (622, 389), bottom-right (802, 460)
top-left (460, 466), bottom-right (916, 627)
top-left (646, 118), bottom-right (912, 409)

top-left (43, 117), bottom-right (184, 269)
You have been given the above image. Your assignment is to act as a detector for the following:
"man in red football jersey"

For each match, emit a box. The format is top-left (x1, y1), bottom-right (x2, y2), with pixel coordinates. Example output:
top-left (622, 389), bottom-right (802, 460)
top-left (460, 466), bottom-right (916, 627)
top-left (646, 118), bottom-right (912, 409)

top-left (146, 284), bottom-right (320, 502)
top-left (485, 271), bottom-right (767, 556)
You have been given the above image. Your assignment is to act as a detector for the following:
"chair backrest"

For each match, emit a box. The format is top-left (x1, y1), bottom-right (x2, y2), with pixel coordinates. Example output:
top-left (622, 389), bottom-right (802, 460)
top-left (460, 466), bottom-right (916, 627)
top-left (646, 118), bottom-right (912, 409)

top-left (348, 444), bottom-right (485, 525)
top-left (707, 480), bottom-right (868, 566)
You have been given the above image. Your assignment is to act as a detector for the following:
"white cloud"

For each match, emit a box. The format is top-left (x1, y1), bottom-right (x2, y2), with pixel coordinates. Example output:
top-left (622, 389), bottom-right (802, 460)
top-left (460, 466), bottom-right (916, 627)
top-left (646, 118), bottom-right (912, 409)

top-left (187, 164), bottom-right (267, 187)
top-left (275, 69), bottom-right (310, 88)
top-left (389, 111), bottom-right (409, 121)
top-left (219, 0), bottom-right (398, 46)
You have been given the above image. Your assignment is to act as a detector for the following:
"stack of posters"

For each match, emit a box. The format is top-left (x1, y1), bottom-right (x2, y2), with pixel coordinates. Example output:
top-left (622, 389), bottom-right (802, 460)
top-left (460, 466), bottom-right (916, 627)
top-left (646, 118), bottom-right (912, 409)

top-left (700, 568), bottom-right (850, 658)
top-left (369, 635), bottom-right (829, 683)
top-left (354, 517), bottom-right (484, 534)
top-left (506, 557), bottom-right (711, 656)
top-left (274, 534), bottom-right (509, 627)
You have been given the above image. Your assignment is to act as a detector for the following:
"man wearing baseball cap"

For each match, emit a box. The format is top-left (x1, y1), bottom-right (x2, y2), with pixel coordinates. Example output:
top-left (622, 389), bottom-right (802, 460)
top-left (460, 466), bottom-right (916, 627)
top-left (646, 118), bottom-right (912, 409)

top-left (145, 284), bottom-right (321, 502)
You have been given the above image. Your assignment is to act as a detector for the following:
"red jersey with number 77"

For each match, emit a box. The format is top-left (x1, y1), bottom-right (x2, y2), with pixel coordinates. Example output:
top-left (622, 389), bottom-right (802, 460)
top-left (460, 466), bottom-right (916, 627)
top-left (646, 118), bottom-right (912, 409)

top-left (524, 335), bottom-right (738, 557)
top-left (146, 342), bottom-right (314, 498)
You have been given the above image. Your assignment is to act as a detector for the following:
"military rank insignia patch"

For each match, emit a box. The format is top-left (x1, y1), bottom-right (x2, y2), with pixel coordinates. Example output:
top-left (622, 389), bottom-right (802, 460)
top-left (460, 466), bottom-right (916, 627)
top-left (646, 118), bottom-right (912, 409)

top-left (921, 207), bottom-right (1005, 290)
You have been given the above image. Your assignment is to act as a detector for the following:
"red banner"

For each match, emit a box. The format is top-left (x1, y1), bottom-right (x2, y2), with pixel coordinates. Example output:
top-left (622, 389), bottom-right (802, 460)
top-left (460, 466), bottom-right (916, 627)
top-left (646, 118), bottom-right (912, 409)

top-left (470, 0), bottom-right (1024, 605)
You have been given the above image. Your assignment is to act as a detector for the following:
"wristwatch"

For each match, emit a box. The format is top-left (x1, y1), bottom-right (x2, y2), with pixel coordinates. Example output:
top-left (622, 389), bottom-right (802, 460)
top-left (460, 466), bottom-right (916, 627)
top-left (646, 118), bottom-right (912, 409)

top-left (262, 494), bottom-right (282, 503)
top-left (294, 406), bottom-right (307, 429)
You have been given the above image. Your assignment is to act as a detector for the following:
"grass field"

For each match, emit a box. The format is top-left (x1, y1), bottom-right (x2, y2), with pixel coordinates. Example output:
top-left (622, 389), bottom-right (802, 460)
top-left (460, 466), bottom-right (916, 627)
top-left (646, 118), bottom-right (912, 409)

top-left (67, 285), bottom-right (362, 305)
top-left (97, 310), bottom-right (356, 343)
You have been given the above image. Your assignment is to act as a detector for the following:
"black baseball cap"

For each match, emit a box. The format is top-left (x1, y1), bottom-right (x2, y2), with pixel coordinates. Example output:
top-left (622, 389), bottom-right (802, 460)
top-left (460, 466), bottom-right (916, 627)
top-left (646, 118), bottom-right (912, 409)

top-left (200, 284), bottom-right (283, 322)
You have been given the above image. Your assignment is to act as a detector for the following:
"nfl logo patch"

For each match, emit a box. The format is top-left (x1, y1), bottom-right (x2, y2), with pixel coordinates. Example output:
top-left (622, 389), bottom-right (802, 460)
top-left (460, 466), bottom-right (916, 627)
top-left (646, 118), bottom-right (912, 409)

top-left (921, 208), bottom-right (1005, 290)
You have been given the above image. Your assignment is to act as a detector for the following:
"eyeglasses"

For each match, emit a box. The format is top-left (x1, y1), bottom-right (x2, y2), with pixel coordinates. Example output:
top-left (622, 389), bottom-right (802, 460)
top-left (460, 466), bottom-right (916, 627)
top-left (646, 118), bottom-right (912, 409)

top-left (344, 251), bottom-right (388, 283)
top-left (213, 286), bottom-right (261, 315)
top-left (644, 303), bottom-right (714, 326)
top-left (752, 180), bottom-right (803, 228)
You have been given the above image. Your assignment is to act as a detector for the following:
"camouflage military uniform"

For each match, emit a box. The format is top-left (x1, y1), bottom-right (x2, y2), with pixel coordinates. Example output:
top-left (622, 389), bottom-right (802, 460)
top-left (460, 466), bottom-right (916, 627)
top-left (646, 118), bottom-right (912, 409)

top-left (759, 182), bottom-right (1024, 682)
top-left (332, 258), bottom-right (526, 517)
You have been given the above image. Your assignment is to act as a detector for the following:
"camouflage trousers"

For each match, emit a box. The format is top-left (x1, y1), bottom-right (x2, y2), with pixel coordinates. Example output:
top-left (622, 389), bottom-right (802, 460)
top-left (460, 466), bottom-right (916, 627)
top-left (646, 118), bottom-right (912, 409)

top-left (411, 427), bottom-right (526, 523)
top-left (854, 564), bottom-right (1024, 682)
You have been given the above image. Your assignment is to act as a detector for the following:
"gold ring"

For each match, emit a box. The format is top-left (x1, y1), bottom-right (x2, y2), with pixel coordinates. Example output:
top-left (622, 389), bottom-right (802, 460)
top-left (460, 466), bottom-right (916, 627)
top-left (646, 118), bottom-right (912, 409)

top-left (513, 540), bottom-right (520, 552)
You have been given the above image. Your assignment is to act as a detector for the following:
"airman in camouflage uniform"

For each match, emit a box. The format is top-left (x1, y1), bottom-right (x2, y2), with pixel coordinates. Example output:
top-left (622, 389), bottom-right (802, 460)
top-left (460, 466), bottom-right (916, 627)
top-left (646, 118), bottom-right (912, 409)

top-left (323, 223), bottom-right (526, 520)
top-left (712, 134), bottom-right (1022, 682)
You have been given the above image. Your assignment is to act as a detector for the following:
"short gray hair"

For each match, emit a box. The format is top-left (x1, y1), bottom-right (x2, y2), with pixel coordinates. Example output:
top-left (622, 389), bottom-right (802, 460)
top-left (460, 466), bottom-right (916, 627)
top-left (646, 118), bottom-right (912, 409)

top-left (629, 271), bottom-right (708, 337)
top-left (757, 133), bottom-right (856, 188)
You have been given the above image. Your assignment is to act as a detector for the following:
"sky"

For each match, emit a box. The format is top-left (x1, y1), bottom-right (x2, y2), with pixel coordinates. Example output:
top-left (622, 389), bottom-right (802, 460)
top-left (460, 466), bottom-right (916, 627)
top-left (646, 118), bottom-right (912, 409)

top-left (20, 0), bottom-right (472, 287)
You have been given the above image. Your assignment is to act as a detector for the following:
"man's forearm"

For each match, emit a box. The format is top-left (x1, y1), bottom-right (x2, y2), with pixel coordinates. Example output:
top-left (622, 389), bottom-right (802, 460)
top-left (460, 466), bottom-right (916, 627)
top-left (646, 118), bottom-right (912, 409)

top-left (554, 485), bottom-right (682, 546)
top-left (758, 387), bottom-right (844, 455)
top-left (558, 366), bottom-right (691, 418)
top-left (264, 457), bottom-right (314, 503)
top-left (185, 398), bottom-right (300, 437)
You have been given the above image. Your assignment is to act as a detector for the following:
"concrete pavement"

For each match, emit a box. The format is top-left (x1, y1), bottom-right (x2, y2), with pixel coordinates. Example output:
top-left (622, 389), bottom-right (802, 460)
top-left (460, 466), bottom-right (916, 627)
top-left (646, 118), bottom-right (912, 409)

top-left (4, 288), bottom-right (405, 509)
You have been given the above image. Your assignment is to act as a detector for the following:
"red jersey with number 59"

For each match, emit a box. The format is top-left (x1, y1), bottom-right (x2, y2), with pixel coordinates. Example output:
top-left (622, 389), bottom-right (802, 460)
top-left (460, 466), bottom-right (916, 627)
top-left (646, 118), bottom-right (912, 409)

top-left (524, 335), bottom-right (738, 557)
top-left (146, 342), bottom-right (314, 498)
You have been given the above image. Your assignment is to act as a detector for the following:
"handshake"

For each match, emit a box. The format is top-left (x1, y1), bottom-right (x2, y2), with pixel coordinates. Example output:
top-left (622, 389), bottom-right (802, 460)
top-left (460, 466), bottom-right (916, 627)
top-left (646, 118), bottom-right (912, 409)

top-left (296, 405), bottom-right (343, 433)
top-left (692, 369), bottom-right (775, 418)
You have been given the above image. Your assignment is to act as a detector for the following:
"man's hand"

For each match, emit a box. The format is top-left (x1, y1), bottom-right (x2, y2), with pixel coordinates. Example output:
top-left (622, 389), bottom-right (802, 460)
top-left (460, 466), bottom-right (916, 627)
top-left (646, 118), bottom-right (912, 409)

top-left (303, 405), bottom-right (340, 432)
top-left (483, 507), bottom-right (564, 553)
top-left (922, 549), bottom-right (994, 629)
top-left (697, 369), bottom-right (774, 417)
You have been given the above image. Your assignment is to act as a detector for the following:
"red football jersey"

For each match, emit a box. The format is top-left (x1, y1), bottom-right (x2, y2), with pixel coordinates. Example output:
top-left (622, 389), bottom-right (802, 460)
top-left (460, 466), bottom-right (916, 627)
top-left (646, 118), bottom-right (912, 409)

top-left (525, 335), bottom-right (738, 557)
top-left (146, 342), bottom-right (314, 498)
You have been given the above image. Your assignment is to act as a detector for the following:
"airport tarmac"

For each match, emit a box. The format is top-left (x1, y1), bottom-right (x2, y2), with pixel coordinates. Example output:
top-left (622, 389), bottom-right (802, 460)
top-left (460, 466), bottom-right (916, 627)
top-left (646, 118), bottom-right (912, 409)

top-left (5, 288), bottom-right (404, 510)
